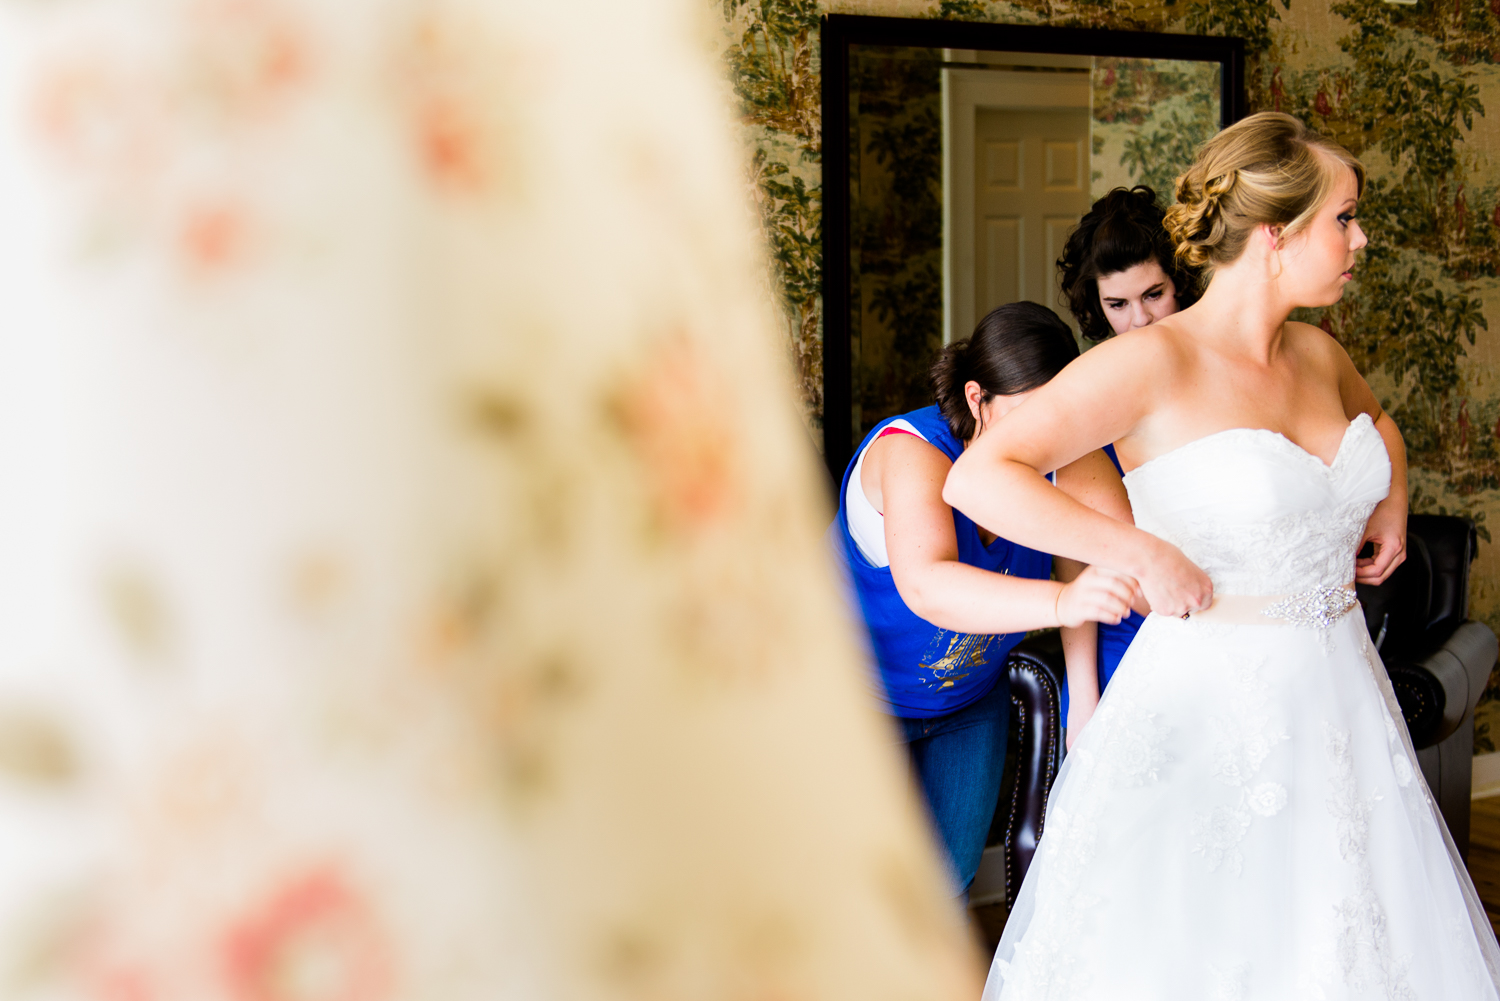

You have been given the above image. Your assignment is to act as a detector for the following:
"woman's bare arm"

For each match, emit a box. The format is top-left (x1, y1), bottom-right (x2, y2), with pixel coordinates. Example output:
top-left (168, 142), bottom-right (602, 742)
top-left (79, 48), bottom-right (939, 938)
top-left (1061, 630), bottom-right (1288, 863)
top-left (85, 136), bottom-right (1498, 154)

top-left (877, 434), bottom-right (1136, 634)
top-left (1054, 447), bottom-right (1134, 526)
top-left (944, 330), bottom-right (1213, 616)
top-left (1056, 556), bottom-right (1101, 750)
top-left (1332, 336), bottom-right (1407, 584)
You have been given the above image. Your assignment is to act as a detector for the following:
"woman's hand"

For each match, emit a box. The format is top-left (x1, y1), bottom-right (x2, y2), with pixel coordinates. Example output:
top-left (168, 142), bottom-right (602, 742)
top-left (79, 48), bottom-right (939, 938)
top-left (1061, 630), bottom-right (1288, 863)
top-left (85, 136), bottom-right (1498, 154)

top-left (1137, 539), bottom-right (1213, 618)
top-left (1065, 694), bottom-right (1098, 752)
top-left (1055, 566), bottom-right (1141, 628)
top-left (1357, 497), bottom-right (1406, 585)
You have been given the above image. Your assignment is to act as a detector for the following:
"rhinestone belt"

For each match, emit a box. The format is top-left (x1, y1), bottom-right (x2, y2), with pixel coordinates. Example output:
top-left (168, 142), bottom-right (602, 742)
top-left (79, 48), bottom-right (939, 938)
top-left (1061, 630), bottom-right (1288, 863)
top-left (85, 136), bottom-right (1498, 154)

top-left (1184, 584), bottom-right (1359, 630)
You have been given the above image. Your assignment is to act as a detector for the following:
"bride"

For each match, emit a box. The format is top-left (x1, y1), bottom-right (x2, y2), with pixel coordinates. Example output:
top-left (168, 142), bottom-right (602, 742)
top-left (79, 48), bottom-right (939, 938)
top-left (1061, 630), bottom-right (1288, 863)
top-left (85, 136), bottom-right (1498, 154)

top-left (945, 111), bottom-right (1500, 999)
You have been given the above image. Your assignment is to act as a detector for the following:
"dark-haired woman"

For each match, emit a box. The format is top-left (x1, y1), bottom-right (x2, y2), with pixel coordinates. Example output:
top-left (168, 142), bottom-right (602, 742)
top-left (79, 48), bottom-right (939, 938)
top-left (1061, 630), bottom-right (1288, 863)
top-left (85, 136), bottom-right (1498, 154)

top-left (833, 300), bottom-right (1140, 896)
top-left (1060, 185), bottom-right (1199, 344)
top-left (1053, 186), bottom-right (1201, 746)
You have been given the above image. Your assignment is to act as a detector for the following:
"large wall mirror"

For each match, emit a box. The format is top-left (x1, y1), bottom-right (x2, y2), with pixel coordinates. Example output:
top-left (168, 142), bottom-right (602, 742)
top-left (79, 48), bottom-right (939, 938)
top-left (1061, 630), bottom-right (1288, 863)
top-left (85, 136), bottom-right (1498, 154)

top-left (822, 16), bottom-right (1246, 479)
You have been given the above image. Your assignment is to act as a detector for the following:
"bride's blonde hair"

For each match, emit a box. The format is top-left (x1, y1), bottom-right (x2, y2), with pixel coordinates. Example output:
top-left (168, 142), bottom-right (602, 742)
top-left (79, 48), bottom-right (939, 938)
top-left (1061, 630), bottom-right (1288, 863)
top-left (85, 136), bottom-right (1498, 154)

top-left (1164, 112), bottom-right (1364, 275)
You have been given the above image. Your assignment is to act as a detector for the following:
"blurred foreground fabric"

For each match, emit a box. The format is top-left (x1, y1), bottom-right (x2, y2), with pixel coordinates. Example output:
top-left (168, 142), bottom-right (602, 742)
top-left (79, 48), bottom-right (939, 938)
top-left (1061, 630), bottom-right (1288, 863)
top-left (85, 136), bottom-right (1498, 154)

top-left (0, 0), bottom-right (978, 997)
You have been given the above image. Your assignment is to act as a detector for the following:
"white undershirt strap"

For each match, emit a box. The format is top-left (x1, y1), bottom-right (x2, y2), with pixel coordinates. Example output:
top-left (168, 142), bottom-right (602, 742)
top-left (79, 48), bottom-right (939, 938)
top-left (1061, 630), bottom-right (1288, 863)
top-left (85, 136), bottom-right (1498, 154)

top-left (847, 419), bottom-right (1056, 570)
top-left (846, 419), bottom-right (923, 567)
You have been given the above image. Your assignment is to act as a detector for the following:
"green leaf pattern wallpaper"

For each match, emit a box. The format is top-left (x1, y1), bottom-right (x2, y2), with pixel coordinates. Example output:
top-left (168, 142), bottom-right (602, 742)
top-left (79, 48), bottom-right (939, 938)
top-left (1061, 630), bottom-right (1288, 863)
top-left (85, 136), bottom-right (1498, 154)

top-left (719, 0), bottom-right (1500, 752)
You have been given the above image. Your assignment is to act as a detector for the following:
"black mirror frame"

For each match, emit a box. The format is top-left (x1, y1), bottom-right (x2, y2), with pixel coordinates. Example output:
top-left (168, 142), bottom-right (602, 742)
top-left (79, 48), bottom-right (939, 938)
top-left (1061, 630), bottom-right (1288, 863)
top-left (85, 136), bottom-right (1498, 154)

top-left (820, 14), bottom-right (1247, 483)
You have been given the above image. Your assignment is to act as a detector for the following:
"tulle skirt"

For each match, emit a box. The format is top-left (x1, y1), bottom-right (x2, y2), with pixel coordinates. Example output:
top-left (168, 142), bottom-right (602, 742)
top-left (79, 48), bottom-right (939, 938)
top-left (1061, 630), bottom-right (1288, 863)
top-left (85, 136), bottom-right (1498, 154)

top-left (985, 610), bottom-right (1500, 1001)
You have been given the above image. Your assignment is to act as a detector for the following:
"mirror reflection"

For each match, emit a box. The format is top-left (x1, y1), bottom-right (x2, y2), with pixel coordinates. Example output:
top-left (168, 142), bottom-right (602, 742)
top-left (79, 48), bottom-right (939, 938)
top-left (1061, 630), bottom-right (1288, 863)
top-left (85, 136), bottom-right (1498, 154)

top-left (847, 45), bottom-right (1222, 444)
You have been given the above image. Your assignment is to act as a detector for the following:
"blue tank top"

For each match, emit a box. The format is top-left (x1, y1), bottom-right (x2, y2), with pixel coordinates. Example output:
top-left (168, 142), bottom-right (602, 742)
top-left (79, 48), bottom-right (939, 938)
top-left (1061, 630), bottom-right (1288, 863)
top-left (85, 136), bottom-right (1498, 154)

top-left (1061, 443), bottom-right (1146, 719)
top-left (833, 406), bottom-right (1053, 719)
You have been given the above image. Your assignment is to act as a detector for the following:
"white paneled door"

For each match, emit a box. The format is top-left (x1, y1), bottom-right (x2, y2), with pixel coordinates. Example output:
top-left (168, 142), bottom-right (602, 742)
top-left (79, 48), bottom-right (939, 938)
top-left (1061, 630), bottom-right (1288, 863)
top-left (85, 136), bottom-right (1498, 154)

top-left (973, 107), bottom-right (1090, 326)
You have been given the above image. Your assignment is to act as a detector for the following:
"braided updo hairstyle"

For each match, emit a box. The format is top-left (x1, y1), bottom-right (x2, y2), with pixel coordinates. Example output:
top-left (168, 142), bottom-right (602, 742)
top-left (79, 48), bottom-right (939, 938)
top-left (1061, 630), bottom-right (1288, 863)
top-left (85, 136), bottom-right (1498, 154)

top-left (930, 301), bottom-right (1078, 442)
top-left (1057, 186), bottom-right (1201, 342)
top-left (1164, 112), bottom-right (1364, 273)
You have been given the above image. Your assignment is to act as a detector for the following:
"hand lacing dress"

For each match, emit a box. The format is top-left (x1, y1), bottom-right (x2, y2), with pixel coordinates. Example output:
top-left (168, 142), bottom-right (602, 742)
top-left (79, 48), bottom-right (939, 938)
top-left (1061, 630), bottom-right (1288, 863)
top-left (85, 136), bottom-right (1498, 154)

top-left (985, 413), bottom-right (1500, 1001)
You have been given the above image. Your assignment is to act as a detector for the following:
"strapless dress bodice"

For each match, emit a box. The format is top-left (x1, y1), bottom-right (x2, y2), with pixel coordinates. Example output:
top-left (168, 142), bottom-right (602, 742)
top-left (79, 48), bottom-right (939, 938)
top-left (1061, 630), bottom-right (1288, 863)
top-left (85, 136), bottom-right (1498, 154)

top-left (1123, 413), bottom-right (1391, 596)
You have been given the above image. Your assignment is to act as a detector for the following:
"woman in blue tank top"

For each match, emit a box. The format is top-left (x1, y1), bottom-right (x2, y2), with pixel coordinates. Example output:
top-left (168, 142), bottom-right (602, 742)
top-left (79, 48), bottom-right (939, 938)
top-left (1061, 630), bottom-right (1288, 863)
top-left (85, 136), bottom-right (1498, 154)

top-left (833, 301), bottom-right (1140, 896)
top-left (1054, 186), bottom-right (1201, 744)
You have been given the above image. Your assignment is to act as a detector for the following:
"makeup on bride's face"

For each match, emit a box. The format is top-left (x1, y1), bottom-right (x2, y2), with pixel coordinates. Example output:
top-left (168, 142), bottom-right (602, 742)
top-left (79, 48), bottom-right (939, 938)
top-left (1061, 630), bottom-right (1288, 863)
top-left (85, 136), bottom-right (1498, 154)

top-left (1096, 261), bottom-right (1181, 335)
top-left (1279, 167), bottom-right (1366, 306)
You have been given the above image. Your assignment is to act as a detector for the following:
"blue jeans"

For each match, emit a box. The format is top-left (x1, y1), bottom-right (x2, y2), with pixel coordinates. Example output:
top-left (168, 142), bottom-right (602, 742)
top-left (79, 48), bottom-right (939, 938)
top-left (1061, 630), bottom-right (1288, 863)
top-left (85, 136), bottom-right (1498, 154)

top-left (897, 676), bottom-right (1009, 896)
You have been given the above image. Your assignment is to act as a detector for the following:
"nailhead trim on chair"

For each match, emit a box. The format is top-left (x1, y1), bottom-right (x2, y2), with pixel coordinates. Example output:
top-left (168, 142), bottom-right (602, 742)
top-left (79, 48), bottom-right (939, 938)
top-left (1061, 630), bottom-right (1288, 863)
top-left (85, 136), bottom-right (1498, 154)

top-left (1005, 652), bottom-right (1061, 908)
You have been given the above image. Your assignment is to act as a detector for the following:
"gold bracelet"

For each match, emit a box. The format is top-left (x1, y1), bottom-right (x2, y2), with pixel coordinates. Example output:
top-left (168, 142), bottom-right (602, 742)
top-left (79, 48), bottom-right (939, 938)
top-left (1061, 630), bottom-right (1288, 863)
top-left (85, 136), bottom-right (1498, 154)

top-left (1054, 584), bottom-right (1064, 626)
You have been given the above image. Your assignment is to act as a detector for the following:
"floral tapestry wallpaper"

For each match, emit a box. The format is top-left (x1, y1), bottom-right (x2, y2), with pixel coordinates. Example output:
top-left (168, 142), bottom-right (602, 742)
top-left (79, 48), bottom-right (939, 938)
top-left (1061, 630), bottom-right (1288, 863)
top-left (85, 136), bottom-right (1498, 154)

top-left (1090, 56), bottom-right (1221, 197)
top-left (719, 0), bottom-right (1500, 750)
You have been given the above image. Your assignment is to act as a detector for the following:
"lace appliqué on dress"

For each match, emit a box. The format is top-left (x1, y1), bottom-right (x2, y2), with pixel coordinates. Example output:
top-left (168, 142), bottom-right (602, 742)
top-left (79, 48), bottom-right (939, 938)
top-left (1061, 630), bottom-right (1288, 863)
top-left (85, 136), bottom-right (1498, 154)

top-left (999, 697), bottom-right (1173, 999)
top-left (1096, 699), bottom-right (1170, 786)
top-left (1209, 962), bottom-right (1249, 1001)
top-left (1138, 498), bottom-right (1376, 596)
top-left (1323, 722), bottom-right (1414, 1000)
top-left (1360, 631), bottom-right (1429, 806)
top-left (1192, 655), bottom-right (1288, 875)
top-left (997, 798), bottom-right (1101, 999)
top-left (1191, 803), bottom-right (1252, 875)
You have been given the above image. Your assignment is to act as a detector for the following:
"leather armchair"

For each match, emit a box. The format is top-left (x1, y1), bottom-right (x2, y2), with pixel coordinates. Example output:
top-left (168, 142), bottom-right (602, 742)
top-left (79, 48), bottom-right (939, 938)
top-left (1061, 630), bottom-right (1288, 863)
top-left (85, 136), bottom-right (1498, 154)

top-left (969, 514), bottom-right (1497, 910)
top-left (969, 632), bottom-right (1064, 909)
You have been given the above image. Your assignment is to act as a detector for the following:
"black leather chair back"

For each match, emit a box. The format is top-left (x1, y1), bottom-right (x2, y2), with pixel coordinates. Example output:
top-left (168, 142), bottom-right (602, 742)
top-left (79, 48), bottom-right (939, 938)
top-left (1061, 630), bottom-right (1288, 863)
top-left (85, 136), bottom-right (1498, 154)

top-left (987, 636), bottom-right (1064, 907)
top-left (1414, 513), bottom-right (1477, 640)
top-left (1356, 514), bottom-right (1479, 747)
top-left (1359, 514), bottom-right (1475, 656)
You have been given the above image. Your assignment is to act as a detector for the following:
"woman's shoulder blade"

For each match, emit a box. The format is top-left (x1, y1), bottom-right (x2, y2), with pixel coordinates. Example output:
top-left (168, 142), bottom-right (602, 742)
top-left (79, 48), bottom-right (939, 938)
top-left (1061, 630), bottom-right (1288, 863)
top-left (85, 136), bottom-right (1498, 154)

top-left (1068, 322), bottom-right (1185, 388)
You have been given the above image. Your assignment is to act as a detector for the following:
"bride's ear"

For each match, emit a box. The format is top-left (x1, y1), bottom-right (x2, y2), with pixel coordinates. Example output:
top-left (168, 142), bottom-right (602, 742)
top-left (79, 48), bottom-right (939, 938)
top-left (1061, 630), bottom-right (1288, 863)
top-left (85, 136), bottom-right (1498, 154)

top-left (1261, 222), bottom-right (1285, 250)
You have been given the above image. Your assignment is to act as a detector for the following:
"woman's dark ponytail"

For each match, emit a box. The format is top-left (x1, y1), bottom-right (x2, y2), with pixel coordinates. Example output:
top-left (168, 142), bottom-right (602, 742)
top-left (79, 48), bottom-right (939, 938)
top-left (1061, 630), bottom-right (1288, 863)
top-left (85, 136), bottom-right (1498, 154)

top-left (931, 301), bottom-right (1078, 441)
top-left (930, 339), bottom-right (975, 440)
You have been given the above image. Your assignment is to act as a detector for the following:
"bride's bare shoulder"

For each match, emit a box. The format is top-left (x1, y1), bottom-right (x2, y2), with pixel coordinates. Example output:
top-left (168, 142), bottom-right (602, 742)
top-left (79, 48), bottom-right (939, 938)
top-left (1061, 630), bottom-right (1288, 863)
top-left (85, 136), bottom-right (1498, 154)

top-left (1282, 321), bottom-right (1379, 416)
top-left (1072, 320), bottom-right (1191, 380)
top-left (1285, 319), bottom-right (1341, 347)
top-left (1284, 320), bottom-right (1356, 372)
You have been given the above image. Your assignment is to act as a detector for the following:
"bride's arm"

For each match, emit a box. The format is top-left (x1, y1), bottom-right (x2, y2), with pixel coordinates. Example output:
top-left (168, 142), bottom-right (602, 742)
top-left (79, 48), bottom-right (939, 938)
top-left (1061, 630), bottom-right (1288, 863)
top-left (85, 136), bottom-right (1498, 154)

top-left (1332, 338), bottom-right (1408, 584)
top-left (879, 433), bottom-right (1137, 634)
top-left (944, 331), bottom-right (1213, 617)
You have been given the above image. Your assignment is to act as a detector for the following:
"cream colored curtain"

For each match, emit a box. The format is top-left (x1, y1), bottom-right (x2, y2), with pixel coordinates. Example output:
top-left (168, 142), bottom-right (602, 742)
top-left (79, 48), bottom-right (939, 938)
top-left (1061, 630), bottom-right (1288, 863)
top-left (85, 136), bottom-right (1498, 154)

top-left (0, 0), bottom-right (979, 996)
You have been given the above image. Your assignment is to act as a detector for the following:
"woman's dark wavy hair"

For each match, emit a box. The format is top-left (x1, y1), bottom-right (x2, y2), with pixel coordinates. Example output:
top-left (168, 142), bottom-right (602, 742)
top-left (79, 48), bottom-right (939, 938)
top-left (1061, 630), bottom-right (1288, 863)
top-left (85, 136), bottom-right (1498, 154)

top-left (930, 301), bottom-right (1078, 442)
top-left (1057, 186), bottom-right (1201, 342)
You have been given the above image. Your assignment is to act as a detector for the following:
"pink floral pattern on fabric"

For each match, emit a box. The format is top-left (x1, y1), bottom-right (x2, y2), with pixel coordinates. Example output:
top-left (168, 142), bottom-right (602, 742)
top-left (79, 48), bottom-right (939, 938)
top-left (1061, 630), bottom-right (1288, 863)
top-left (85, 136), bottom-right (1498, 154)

top-left (223, 869), bottom-right (391, 1001)
top-left (0, 0), bottom-right (978, 998)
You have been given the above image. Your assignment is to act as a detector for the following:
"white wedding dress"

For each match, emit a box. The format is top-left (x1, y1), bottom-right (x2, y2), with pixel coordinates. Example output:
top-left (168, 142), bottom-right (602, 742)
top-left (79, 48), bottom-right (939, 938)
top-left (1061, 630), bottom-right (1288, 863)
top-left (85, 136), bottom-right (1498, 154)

top-left (985, 413), bottom-right (1500, 1001)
